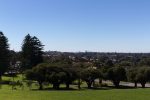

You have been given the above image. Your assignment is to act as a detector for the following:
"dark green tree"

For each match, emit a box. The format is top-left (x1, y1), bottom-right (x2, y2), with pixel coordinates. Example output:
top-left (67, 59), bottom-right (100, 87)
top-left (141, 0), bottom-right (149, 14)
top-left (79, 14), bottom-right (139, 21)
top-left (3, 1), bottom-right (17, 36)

top-left (21, 34), bottom-right (44, 70)
top-left (136, 67), bottom-right (150, 88)
top-left (25, 64), bottom-right (47, 90)
top-left (0, 32), bottom-right (10, 81)
top-left (107, 66), bottom-right (126, 88)
top-left (81, 68), bottom-right (101, 88)
top-left (72, 62), bottom-right (87, 89)
top-left (127, 68), bottom-right (138, 88)
top-left (62, 67), bottom-right (78, 89)
top-left (46, 66), bottom-right (66, 90)
top-left (138, 57), bottom-right (150, 66)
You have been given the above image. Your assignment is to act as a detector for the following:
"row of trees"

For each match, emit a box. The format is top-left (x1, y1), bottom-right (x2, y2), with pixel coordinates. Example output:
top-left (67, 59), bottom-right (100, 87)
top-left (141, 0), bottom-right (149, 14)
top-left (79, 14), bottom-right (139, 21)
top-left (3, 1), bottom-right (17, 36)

top-left (26, 64), bottom-right (77, 90)
top-left (1, 31), bottom-right (150, 90)
top-left (25, 62), bottom-right (150, 90)
top-left (127, 67), bottom-right (150, 88)
top-left (25, 63), bottom-right (101, 90)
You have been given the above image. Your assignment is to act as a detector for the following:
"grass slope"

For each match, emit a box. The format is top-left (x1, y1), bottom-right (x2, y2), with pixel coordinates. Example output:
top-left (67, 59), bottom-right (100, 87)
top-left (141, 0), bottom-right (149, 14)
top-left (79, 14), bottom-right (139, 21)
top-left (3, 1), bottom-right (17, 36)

top-left (0, 86), bottom-right (150, 100)
top-left (1, 75), bottom-right (150, 100)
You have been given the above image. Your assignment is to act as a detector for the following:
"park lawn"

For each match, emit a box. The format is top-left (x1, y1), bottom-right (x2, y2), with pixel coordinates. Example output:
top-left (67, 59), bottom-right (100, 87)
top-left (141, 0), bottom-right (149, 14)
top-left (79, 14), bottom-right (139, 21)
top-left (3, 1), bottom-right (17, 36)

top-left (1, 75), bottom-right (150, 100)
top-left (0, 85), bottom-right (150, 100)
top-left (2, 74), bottom-right (24, 81)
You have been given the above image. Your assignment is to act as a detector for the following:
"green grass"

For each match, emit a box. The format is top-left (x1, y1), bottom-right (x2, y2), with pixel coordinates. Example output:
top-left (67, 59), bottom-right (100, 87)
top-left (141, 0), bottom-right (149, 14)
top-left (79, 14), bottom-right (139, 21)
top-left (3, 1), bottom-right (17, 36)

top-left (0, 85), bottom-right (150, 100)
top-left (1, 75), bottom-right (150, 100)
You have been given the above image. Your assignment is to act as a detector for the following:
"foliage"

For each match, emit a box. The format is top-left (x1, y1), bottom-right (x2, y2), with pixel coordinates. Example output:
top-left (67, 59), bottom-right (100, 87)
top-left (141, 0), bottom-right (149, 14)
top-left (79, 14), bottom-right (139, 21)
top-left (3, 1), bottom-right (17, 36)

top-left (136, 67), bottom-right (150, 88)
top-left (107, 66), bottom-right (126, 87)
top-left (21, 34), bottom-right (44, 70)
top-left (127, 68), bottom-right (138, 87)
top-left (0, 32), bottom-right (10, 79)
top-left (81, 68), bottom-right (101, 88)
top-left (25, 64), bottom-right (47, 90)
top-left (25, 63), bottom-right (79, 90)
top-left (62, 67), bottom-right (78, 89)
top-left (139, 57), bottom-right (150, 66)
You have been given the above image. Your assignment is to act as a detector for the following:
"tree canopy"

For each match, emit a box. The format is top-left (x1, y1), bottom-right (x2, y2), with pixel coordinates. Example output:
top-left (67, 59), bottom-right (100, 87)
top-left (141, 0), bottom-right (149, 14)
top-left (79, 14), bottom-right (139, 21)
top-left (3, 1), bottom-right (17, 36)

top-left (21, 34), bottom-right (44, 70)
top-left (0, 32), bottom-right (10, 79)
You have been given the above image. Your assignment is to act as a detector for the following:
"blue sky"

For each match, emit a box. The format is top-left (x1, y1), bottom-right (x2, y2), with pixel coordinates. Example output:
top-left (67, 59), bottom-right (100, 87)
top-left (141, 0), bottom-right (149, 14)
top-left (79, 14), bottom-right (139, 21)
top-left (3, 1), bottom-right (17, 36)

top-left (0, 0), bottom-right (150, 52)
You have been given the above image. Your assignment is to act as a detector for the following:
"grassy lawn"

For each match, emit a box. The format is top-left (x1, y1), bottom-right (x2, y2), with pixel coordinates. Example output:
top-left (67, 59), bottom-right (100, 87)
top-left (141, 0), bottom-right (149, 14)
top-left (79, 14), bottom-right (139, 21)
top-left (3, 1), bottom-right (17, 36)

top-left (0, 85), bottom-right (150, 100)
top-left (1, 76), bottom-right (150, 100)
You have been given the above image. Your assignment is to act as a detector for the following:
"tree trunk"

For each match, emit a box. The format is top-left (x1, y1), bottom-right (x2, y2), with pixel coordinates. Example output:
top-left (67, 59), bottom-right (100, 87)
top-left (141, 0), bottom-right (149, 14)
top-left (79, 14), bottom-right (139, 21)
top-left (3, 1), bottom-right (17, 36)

top-left (134, 82), bottom-right (137, 88)
top-left (99, 78), bottom-right (102, 84)
top-left (113, 81), bottom-right (120, 88)
top-left (141, 82), bottom-right (146, 88)
top-left (56, 84), bottom-right (60, 90)
top-left (53, 84), bottom-right (57, 89)
top-left (78, 78), bottom-right (81, 90)
top-left (53, 84), bottom-right (60, 90)
top-left (0, 75), bottom-right (2, 89)
top-left (66, 83), bottom-right (70, 89)
top-left (93, 80), bottom-right (95, 87)
top-left (53, 84), bottom-right (56, 89)
top-left (39, 82), bottom-right (43, 90)
top-left (87, 82), bottom-right (92, 89)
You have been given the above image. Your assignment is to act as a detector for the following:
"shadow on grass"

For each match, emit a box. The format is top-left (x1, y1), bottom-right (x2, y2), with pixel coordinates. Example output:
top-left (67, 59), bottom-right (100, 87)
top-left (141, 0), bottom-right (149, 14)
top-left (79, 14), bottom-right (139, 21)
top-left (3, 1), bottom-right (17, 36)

top-left (109, 85), bottom-right (150, 89)
top-left (32, 87), bottom-right (78, 91)
top-left (80, 85), bottom-right (137, 90)
top-left (30, 85), bottom-right (150, 91)
top-left (81, 87), bottom-right (111, 90)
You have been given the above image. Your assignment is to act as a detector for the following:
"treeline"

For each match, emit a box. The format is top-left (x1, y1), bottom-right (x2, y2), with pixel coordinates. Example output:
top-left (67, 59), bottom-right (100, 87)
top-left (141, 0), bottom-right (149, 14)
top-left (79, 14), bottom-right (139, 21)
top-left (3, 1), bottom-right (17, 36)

top-left (1, 31), bottom-right (150, 90)
top-left (25, 62), bottom-right (150, 90)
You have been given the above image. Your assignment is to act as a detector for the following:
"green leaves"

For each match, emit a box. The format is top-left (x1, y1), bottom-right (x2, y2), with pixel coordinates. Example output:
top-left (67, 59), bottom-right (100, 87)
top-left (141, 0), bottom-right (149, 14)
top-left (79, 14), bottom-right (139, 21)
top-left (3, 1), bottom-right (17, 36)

top-left (107, 67), bottom-right (126, 87)
top-left (21, 34), bottom-right (44, 70)
top-left (0, 32), bottom-right (10, 76)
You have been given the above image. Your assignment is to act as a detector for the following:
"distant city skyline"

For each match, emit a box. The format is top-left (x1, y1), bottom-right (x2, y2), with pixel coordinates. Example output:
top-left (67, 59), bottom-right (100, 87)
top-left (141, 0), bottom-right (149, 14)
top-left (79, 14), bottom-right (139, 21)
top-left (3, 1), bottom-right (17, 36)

top-left (0, 0), bottom-right (150, 52)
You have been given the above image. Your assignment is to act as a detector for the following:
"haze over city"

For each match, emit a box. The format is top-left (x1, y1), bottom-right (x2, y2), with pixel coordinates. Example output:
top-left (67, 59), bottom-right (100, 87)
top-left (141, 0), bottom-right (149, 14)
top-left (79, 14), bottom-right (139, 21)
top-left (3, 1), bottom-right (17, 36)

top-left (0, 0), bottom-right (150, 52)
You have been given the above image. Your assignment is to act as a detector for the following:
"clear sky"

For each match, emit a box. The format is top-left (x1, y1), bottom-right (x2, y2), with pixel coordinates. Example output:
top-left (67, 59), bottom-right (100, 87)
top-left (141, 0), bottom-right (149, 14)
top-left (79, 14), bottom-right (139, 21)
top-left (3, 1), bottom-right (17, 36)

top-left (0, 0), bottom-right (150, 52)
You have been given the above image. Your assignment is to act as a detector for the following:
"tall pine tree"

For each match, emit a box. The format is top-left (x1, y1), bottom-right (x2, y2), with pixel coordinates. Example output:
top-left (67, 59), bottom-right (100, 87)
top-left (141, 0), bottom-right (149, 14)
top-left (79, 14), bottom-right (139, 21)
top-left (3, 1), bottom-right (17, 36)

top-left (0, 32), bottom-right (10, 80)
top-left (21, 34), bottom-right (44, 70)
